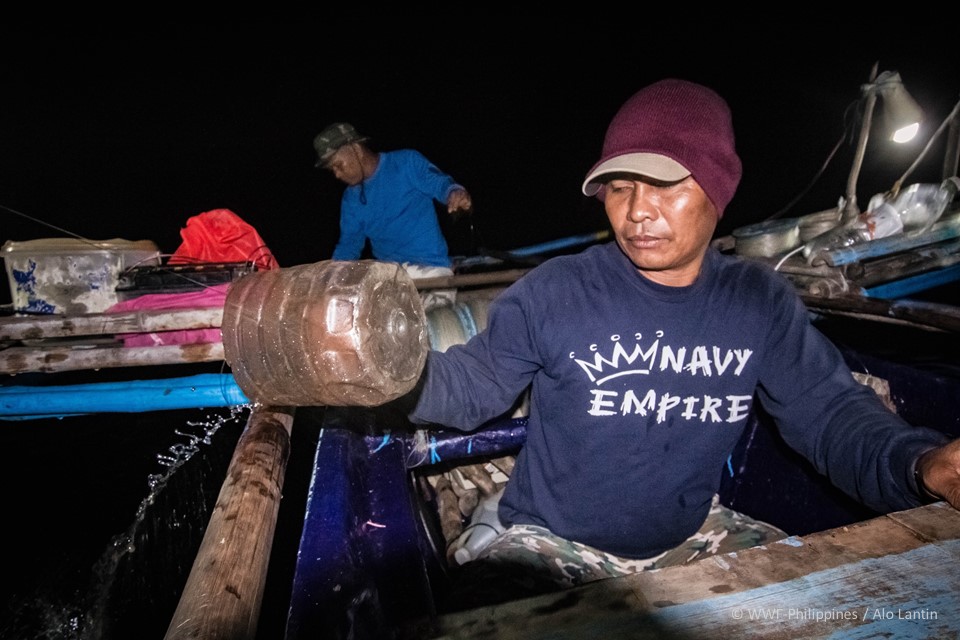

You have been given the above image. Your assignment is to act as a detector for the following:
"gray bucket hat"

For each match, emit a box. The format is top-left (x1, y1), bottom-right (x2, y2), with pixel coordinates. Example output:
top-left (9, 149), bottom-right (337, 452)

top-left (313, 122), bottom-right (368, 167)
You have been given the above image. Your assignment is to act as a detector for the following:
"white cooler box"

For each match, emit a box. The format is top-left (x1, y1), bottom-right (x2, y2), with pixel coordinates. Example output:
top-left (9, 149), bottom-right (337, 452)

top-left (2, 238), bottom-right (161, 314)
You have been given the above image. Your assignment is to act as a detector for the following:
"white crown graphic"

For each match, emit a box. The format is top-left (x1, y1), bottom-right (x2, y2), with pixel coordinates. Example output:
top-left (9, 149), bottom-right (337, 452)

top-left (574, 340), bottom-right (657, 384)
top-left (574, 337), bottom-right (753, 385)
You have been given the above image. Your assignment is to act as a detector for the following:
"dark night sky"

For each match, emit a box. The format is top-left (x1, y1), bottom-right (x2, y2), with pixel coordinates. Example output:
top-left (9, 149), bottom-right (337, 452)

top-left (3, 25), bottom-right (960, 300)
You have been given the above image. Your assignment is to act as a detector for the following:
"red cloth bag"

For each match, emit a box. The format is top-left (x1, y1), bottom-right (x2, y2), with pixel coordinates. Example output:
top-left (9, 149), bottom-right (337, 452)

top-left (169, 208), bottom-right (279, 270)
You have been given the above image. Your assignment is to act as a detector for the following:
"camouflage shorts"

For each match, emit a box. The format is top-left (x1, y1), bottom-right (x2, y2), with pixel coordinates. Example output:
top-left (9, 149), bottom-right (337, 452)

top-left (441, 495), bottom-right (787, 611)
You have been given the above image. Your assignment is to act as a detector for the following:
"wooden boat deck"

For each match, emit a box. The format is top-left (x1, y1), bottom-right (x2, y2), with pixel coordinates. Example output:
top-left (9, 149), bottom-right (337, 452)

top-left (417, 502), bottom-right (960, 639)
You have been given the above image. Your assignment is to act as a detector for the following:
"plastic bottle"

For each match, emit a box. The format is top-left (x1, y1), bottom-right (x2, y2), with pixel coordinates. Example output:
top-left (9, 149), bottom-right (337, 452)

top-left (892, 178), bottom-right (960, 233)
top-left (802, 177), bottom-right (959, 262)
top-left (453, 488), bottom-right (505, 565)
top-left (221, 259), bottom-right (429, 407)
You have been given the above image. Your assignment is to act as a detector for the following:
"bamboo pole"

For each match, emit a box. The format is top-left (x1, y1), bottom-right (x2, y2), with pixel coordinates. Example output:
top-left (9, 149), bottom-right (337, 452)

top-left (165, 404), bottom-right (295, 640)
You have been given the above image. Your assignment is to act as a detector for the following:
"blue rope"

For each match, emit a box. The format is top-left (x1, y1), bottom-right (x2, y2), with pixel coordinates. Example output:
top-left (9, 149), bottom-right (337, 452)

top-left (454, 302), bottom-right (479, 339)
top-left (371, 433), bottom-right (391, 453)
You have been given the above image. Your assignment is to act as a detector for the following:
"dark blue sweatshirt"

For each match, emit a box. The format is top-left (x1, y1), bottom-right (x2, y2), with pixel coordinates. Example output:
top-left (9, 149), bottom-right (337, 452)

top-left (411, 242), bottom-right (948, 559)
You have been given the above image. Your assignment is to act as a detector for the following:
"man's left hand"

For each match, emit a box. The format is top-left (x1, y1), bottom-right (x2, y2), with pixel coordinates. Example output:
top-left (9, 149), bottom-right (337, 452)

top-left (917, 438), bottom-right (960, 510)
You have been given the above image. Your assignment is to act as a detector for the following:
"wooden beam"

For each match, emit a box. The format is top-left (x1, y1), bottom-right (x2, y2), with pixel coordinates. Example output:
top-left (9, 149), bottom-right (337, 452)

top-left (165, 405), bottom-right (295, 640)
top-left (0, 342), bottom-right (224, 375)
top-left (0, 307), bottom-right (223, 341)
top-left (425, 503), bottom-right (960, 639)
top-left (412, 268), bottom-right (531, 291)
top-left (799, 293), bottom-right (960, 333)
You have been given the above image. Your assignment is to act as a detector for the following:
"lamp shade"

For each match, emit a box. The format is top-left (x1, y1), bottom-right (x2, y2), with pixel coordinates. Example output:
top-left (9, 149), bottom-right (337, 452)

top-left (875, 71), bottom-right (924, 142)
top-left (842, 65), bottom-right (925, 221)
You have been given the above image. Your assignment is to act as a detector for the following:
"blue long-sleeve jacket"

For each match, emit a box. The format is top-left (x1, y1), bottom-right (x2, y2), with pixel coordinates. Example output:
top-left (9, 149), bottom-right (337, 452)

top-left (332, 149), bottom-right (459, 268)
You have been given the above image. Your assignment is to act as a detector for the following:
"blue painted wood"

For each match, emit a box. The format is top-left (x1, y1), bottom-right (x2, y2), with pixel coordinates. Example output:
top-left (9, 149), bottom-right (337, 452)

top-left (821, 220), bottom-right (960, 266)
top-left (401, 418), bottom-right (528, 469)
top-left (507, 230), bottom-right (611, 257)
top-left (0, 373), bottom-right (247, 420)
top-left (285, 425), bottom-right (437, 638)
top-left (435, 538), bottom-right (960, 639)
top-left (426, 505), bottom-right (960, 639)
top-left (864, 263), bottom-right (960, 299)
top-left (284, 428), bottom-right (359, 639)
top-left (646, 540), bottom-right (960, 639)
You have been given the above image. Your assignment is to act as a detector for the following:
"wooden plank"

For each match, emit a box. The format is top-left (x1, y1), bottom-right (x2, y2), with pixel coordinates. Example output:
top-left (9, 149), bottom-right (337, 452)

top-left (0, 341), bottom-right (224, 374)
top-left (165, 405), bottom-right (295, 640)
top-left (856, 238), bottom-right (960, 287)
top-left (602, 542), bottom-right (958, 640)
top-left (0, 306), bottom-right (223, 341)
top-left (426, 503), bottom-right (960, 640)
top-left (412, 268), bottom-right (531, 291)
top-left (797, 293), bottom-right (960, 333)
top-left (864, 263), bottom-right (960, 300)
top-left (887, 500), bottom-right (960, 541)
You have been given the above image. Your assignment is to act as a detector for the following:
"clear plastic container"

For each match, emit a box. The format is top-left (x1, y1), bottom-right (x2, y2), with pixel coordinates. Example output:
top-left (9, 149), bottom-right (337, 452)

top-left (802, 178), bottom-right (959, 262)
top-left (800, 205), bottom-right (899, 260)
top-left (221, 259), bottom-right (429, 407)
top-left (890, 179), bottom-right (959, 233)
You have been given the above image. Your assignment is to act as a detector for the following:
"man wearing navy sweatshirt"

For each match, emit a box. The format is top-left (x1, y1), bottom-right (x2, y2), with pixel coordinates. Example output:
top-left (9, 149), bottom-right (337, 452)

top-left (407, 79), bottom-right (960, 599)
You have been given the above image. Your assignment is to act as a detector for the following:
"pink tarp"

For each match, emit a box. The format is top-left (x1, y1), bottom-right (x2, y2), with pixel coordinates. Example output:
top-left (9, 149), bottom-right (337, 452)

top-left (107, 284), bottom-right (229, 347)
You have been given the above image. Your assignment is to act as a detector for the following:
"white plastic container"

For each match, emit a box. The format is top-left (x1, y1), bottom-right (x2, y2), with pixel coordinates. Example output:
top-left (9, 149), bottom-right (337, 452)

top-left (453, 488), bottom-right (505, 565)
top-left (1, 238), bottom-right (161, 314)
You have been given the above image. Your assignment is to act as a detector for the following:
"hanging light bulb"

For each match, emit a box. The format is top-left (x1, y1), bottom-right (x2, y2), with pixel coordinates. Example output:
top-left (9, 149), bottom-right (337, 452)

top-left (875, 71), bottom-right (924, 143)
top-left (842, 64), bottom-right (925, 222)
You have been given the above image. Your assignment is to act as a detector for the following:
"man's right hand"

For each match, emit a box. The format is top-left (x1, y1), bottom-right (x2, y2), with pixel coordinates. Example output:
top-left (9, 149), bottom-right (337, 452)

top-left (916, 439), bottom-right (960, 510)
top-left (447, 188), bottom-right (473, 218)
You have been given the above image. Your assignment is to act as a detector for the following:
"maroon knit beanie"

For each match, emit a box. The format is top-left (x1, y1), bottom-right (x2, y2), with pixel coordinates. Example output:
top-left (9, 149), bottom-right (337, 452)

top-left (582, 79), bottom-right (742, 218)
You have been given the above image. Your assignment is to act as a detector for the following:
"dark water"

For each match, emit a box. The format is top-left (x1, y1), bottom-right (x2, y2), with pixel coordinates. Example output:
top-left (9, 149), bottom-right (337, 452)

top-left (0, 366), bottom-right (322, 640)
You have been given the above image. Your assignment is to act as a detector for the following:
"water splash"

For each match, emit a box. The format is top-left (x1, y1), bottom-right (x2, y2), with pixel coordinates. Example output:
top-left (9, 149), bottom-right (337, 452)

top-left (2, 404), bottom-right (251, 640)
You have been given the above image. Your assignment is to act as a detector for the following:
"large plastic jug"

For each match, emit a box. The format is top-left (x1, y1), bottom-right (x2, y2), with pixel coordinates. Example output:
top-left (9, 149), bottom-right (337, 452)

top-left (221, 260), bottom-right (429, 407)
